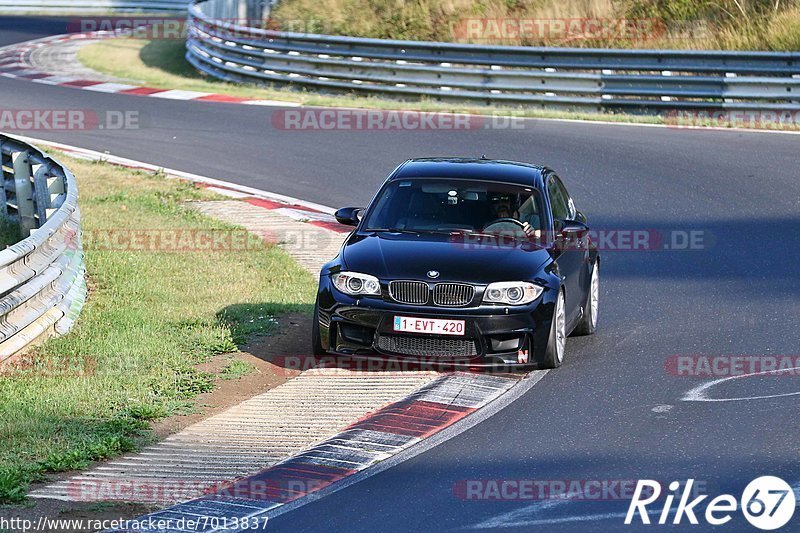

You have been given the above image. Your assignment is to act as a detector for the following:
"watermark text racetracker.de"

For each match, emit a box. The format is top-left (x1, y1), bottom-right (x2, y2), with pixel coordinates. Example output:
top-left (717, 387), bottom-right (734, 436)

top-left (71, 16), bottom-right (339, 38)
top-left (0, 109), bottom-right (142, 131)
top-left (666, 110), bottom-right (800, 131)
top-left (450, 228), bottom-right (711, 252)
top-left (271, 109), bottom-right (526, 131)
top-left (452, 18), bottom-right (666, 43)
top-left (81, 227), bottom-right (341, 253)
top-left (66, 477), bottom-right (326, 502)
top-left (83, 228), bottom-right (270, 252)
top-left (452, 479), bottom-right (708, 501)
top-left (666, 355), bottom-right (800, 377)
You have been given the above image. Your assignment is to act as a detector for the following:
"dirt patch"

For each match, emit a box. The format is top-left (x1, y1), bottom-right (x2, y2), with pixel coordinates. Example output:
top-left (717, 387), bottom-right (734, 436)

top-left (150, 312), bottom-right (309, 438)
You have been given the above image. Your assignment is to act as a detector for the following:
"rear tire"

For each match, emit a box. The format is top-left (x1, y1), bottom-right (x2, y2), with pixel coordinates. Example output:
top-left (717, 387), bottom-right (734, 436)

top-left (539, 289), bottom-right (566, 369)
top-left (311, 301), bottom-right (326, 356)
top-left (573, 263), bottom-right (599, 336)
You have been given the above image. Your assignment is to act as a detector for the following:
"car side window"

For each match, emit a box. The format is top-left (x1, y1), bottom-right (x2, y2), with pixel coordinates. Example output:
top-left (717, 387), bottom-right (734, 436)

top-left (547, 176), bottom-right (569, 223)
top-left (555, 176), bottom-right (576, 220)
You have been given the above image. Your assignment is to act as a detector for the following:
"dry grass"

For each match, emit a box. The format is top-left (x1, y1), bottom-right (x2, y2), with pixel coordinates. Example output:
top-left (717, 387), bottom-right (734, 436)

top-left (271, 0), bottom-right (622, 45)
top-left (270, 0), bottom-right (800, 50)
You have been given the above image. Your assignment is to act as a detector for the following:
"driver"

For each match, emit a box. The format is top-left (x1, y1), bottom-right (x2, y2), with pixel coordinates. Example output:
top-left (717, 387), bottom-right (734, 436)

top-left (490, 195), bottom-right (514, 219)
top-left (487, 194), bottom-right (540, 238)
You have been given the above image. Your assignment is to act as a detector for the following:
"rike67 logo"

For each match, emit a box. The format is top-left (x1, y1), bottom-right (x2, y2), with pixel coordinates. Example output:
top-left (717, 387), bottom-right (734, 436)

top-left (626, 477), bottom-right (796, 530)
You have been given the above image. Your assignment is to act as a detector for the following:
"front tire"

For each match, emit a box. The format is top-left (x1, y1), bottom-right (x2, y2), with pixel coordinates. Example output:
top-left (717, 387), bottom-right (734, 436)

top-left (572, 263), bottom-right (599, 336)
top-left (539, 289), bottom-right (566, 369)
top-left (311, 301), bottom-right (326, 356)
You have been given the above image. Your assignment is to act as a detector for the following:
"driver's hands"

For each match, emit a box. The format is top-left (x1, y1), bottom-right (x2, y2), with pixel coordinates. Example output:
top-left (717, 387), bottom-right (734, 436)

top-left (522, 222), bottom-right (537, 237)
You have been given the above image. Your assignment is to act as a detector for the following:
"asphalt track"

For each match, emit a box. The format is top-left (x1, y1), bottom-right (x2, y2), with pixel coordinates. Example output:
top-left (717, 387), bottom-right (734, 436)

top-left (2, 17), bottom-right (799, 532)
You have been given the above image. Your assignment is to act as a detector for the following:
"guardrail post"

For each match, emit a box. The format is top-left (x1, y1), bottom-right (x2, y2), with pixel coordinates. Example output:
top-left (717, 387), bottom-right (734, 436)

top-left (0, 142), bottom-right (9, 219)
top-left (11, 151), bottom-right (37, 236)
top-left (245, 0), bottom-right (264, 24)
top-left (33, 164), bottom-right (52, 226)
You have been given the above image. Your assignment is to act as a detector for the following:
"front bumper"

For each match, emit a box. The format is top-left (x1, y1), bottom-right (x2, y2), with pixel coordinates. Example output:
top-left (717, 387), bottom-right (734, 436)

top-left (316, 280), bottom-right (558, 367)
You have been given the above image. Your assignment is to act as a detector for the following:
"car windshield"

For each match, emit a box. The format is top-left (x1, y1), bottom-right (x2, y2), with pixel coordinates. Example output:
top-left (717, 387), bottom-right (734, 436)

top-left (363, 178), bottom-right (543, 236)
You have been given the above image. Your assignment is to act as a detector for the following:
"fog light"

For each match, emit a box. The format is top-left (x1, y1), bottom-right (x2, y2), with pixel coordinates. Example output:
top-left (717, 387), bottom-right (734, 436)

top-left (339, 323), bottom-right (374, 345)
top-left (489, 336), bottom-right (521, 352)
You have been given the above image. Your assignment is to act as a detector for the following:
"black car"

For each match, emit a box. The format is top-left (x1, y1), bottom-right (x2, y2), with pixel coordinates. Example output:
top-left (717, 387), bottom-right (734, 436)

top-left (312, 158), bottom-right (599, 369)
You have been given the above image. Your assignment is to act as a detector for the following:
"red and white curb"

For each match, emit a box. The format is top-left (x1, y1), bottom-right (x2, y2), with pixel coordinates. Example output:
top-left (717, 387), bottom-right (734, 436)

top-left (105, 371), bottom-right (545, 532)
top-left (11, 134), bottom-right (346, 234)
top-left (0, 32), bottom-right (300, 107)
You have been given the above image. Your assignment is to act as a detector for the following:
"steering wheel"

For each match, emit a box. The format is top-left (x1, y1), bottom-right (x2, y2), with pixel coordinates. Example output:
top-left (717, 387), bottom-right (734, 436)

top-left (483, 218), bottom-right (526, 233)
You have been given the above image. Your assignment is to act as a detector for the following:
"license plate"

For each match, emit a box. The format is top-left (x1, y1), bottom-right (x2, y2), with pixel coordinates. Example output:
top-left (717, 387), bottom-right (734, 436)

top-left (393, 316), bottom-right (465, 336)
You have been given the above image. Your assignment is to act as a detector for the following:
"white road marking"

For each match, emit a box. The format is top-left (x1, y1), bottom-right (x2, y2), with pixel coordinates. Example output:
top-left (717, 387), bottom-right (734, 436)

top-left (274, 206), bottom-right (337, 222)
top-left (682, 366), bottom-right (800, 402)
top-left (470, 510), bottom-right (641, 528)
top-left (82, 82), bottom-right (139, 93)
top-left (467, 498), bottom-right (573, 529)
top-left (203, 186), bottom-right (252, 198)
top-left (149, 89), bottom-right (213, 100)
top-left (242, 99), bottom-right (302, 107)
top-left (468, 504), bottom-right (665, 529)
top-left (31, 75), bottom-right (76, 85)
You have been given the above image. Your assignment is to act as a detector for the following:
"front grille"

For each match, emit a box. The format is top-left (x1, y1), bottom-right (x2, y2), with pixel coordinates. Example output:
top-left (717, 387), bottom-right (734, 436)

top-left (389, 280), bottom-right (429, 305)
top-left (376, 334), bottom-right (478, 358)
top-left (432, 283), bottom-right (475, 307)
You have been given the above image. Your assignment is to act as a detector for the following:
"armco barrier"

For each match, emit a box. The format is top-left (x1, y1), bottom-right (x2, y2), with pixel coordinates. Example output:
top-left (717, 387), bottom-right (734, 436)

top-left (0, 134), bottom-right (85, 364)
top-left (0, 0), bottom-right (188, 12)
top-left (186, 0), bottom-right (800, 113)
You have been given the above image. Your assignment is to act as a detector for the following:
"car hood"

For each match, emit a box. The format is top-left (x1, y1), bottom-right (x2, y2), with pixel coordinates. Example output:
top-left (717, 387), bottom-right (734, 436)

top-left (341, 232), bottom-right (551, 283)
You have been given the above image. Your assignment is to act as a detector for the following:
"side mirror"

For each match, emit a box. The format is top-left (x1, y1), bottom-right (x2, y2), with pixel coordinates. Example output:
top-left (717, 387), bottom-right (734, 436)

top-left (561, 220), bottom-right (589, 236)
top-left (552, 220), bottom-right (588, 253)
top-left (334, 207), bottom-right (363, 226)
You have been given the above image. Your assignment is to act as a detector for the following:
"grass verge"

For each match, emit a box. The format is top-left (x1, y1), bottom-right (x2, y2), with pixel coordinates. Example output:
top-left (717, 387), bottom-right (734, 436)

top-left (76, 38), bottom-right (664, 125)
top-left (0, 154), bottom-right (315, 504)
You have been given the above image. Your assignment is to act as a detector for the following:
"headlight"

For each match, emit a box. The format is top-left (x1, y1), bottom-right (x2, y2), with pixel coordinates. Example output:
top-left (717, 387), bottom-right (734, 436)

top-left (483, 282), bottom-right (544, 305)
top-left (332, 272), bottom-right (381, 296)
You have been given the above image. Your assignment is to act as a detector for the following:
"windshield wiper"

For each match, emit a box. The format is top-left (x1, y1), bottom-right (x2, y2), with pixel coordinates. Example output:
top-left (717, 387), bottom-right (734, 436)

top-left (366, 228), bottom-right (423, 234)
top-left (368, 228), bottom-right (505, 237)
top-left (448, 229), bottom-right (493, 238)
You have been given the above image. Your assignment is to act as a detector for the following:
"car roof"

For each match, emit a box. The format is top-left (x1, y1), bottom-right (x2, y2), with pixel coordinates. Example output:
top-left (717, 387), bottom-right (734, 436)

top-left (390, 158), bottom-right (549, 189)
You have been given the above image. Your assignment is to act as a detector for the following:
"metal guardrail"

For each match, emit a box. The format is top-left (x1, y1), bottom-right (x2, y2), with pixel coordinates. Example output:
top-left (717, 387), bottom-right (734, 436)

top-left (0, 0), bottom-right (188, 12)
top-left (0, 134), bottom-right (85, 364)
top-left (187, 0), bottom-right (800, 113)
